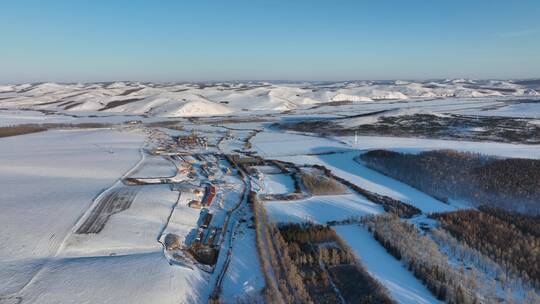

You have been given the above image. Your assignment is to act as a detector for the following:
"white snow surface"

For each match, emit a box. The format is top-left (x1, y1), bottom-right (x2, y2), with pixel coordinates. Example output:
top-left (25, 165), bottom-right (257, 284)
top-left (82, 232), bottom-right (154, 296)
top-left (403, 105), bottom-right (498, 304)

top-left (252, 131), bottom-right (348, 157)
top-left (260, 173), bottom-right (295, 195)
top-left (0, 129), bottom-right (145, 296)
top-left (265, 194), bottom-right (383, 224)
top-left (0, 128), bottom-right (209, 304)
top-left (220, 209), bottom-right (265, 302)
top-left (61, 184), bottom-right (178, 257)
top-left (128, 155), bottom-right (177, 178)
top-left (19, 252), bottom-right (207, 304)
top-left (0, 110), bottom-right (74, 126)
top-left (0, 80), bottom-right (537, 117)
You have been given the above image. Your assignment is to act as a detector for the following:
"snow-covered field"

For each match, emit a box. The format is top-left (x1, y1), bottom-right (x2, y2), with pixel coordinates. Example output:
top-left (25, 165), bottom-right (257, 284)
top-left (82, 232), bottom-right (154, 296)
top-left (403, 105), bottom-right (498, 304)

top-left (128, 155), bottom-right (177, 178)
top-left (265, 194), bottom-right (383, 224)
top-left (0, 129), bottom-right (144, 296)
top-left (0, 127), bottom-right (214, 304)
top-left (62, 184), bottom-right (179, 257)
top-left (252, 131), bottom-right (347, 157)
top-left (259, 173), bottom-right (295, 195)
top-left (19, 251), bottom-right (207, 304)
top-left (1, 81), bottom-right (539, 303)
top-left (462, 102), bottom-right (540, 118)
top-left (252, 129), bottom-right (540, 160)
top-left (0, 110), bottom-right (74, 126)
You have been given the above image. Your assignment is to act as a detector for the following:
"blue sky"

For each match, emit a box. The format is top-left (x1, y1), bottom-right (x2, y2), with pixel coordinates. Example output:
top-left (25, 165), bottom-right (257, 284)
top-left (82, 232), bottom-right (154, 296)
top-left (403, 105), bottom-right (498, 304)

top-left (1, 0), bottom-right (539, 82)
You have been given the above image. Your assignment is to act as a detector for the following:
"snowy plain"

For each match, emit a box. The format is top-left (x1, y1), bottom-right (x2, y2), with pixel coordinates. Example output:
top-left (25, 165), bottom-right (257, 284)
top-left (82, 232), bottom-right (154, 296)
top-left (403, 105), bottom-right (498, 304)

top-left (0, 129), bottom-right (145, 296)
top-left (1, 80), bottom-right (539, 303)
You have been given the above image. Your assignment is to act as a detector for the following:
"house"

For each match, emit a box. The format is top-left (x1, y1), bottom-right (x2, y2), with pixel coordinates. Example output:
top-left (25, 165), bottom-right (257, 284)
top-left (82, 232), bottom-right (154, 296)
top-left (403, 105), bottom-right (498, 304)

top-left (202, 184), bottom-right (217, 206)
top-left (188, 200), bottom-right (202, 209)
top-left (201, 212), bottom-right (213, 228)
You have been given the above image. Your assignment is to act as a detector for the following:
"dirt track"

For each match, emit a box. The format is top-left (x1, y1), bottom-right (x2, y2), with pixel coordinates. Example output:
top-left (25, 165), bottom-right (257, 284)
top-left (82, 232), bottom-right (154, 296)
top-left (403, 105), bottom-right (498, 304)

top-left (76, 186), bottom-right (140, 234)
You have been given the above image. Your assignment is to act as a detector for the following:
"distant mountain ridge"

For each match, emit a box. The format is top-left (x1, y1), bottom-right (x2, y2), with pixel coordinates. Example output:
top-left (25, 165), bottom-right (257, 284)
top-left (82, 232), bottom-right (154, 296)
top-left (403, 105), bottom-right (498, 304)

top-left (0, 80), bottom-right (538, 117)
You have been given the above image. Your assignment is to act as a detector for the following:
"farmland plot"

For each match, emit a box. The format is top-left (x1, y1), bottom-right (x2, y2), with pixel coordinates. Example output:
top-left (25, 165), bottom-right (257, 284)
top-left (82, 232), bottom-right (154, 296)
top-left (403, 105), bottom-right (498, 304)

top-left (76, 186), bottom-right (141, 234)
top-left (0, 129), bottom-right (144, 296)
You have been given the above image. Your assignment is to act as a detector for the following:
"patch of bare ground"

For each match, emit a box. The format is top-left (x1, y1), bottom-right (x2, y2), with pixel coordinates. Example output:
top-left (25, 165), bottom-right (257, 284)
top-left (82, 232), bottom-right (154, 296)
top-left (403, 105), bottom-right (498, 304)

top-left (99, 98), bottom-right (145, 111)
top-left (188, 245), bottom-right (218, 265)
top-left (1, 123), bottom-right (114, 139)
top-left (119, 87), bottom-right (144, 96)
top-left (309, 100), bottom-right (353, 109)
top-left (0, 125), bottom-right (47, 138)
top-left (144, 120), bottom-right (184, 130)
top-left (63, 101), bottom-right (84, 110)
top-left (60, 122), bottom-right (114, 128)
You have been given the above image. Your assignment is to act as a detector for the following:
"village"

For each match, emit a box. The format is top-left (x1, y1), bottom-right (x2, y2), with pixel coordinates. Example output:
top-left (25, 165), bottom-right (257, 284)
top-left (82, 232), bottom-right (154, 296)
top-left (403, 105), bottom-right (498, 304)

top-left (116, 129), bottom-right (250, 275)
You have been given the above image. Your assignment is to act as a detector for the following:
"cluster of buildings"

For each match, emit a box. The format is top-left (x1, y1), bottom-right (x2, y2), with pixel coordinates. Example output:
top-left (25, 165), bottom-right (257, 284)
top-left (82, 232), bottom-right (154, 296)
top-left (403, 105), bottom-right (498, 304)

top-left (192, 210), bottom-right (221, 247)
top-left (177, 133), bottom-right (208, 150)
top-left (187, 184), bottom-right (217, 209)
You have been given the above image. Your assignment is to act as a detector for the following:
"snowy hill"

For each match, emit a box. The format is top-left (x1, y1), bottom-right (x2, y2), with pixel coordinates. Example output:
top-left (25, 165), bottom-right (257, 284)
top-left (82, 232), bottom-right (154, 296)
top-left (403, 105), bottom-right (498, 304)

top-left (0, 80), bottom-right (538, 117)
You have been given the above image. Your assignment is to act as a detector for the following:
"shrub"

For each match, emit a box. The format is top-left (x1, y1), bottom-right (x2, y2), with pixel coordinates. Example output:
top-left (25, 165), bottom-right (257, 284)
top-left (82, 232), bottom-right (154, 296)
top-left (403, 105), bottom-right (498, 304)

top-left (300, 171), bottom-right (347, 195)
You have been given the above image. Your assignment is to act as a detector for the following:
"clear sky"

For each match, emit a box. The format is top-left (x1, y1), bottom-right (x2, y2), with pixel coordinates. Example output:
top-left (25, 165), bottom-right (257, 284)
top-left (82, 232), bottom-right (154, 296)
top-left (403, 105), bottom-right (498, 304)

top-left (1, 0), bottom-right (539, 83)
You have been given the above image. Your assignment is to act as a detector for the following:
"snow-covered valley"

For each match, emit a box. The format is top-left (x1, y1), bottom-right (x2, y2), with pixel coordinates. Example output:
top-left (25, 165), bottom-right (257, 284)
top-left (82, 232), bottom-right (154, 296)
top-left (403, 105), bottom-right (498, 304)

top-left (1, 81), bottom-right (539, 303)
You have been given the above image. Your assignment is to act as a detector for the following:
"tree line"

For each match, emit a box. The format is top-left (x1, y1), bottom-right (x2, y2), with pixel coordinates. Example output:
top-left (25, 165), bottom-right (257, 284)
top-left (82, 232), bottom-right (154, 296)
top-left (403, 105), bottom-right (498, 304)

top-left (360, 149), bottom-right (540, 213)
top-left (249, 185), bottom-right (396, 304)
top-left (275, 222), bottom-right (395, 304)
top-left (363, 214), bottom-right (485, 304)
top-left (431, 209), bottom-right (540, 289)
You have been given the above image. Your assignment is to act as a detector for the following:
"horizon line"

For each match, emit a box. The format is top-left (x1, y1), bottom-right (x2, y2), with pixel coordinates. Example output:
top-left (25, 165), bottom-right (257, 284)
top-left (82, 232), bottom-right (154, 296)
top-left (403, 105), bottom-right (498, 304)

top-left (3, 77), bottom-right (540, 86)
